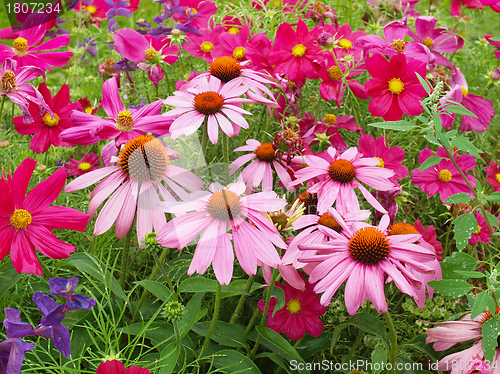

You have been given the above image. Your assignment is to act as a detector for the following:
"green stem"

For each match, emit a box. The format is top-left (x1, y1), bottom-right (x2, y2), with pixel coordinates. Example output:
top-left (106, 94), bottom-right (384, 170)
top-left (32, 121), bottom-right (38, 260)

top-left (222, 132), bottom-right (230, 185)
top-left (195, 119), bottom-right (209, 176)
top-left (96, 141), bottom-right (104, 168)
top-left (0, 95), bottom-right (6, 129)
top-left (199, 282), bottom-right (222, 359)
top-left (245, 308), bottom-right (260, 335)
top-left (152, 250), bottom-right (176, 298)
top-left (119, 227), bottom-right (134, 290)
top-left (385, 312), bottom-right (398, 374)
top-left (229, 275), bottom-right (254, 324)
top-left (480, 81), bottom-right (493, 96)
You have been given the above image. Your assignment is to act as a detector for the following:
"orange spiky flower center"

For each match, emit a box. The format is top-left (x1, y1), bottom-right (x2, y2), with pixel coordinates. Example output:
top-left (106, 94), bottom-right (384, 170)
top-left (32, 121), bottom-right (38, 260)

top-left (0, 70), bottom-right (16, 92)
top-left (387, 222), bottom-right (419, 236)
top-left (318, 212), bottom-right (343, 233)
top-left (193, 92), bottom-right (224, 115)
top-left (206, 190), bottom-right (242, 221)
top-left (348, 227), bottom-right (391, 265)
top-left (209, 56), bottom-right (242, 83)
top-left (328, 159), bottom-right (356, 184)
top-left (297, 191), bottom-right (318, 215)
top-left (255, 143), bottom-right (276, 162)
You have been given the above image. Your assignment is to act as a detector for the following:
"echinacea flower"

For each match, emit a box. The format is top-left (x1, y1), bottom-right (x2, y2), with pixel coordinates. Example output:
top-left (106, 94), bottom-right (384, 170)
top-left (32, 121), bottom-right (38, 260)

top-left (486, 161), bottom-right (500, 192)
top-left (0, 158), bottom-right (89, 275)
top-left (65, 153), bottom-right (101, 176)
top-left (96, 360), bottom-right (152, 374)
top-left (156, 181), bottom-right (286, 285)
top-left (65, 135), bottom-right (204, 243)
top-left (257, 277), bottom-right (327, 340)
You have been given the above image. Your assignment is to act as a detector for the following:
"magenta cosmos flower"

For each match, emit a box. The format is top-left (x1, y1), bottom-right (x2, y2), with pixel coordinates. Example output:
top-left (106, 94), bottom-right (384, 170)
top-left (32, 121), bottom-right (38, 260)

top-left (411, 147), bottom-right (476, 203)
top-left (323, 23), bottom-right (366, 61)
top-left (268, 19), bottom-right (325, 82)
top-left (182, 26), bottom-right (224, 63)
top-left (0, 22), bottom-right (72, 71)
top-left (60, 77), bottom-right (170, 146)
top-left (172, 0), bottom-right (217, 31)
top-left (257, 277), bottom-right (327, 340)
top-left (65, 153), bottom-right (100, 177)
top-left (96, 360), bottom-right (151, 374)
top-left (163, 75), bottom-right (252, 145)
top-left (486, 161), bottom-right (500, 192)
top-left (485, 34), bottom-right (500, 59)
top-left (299, 209), bottom-right (437, 313)
top-left (310, 114), bottom-right (361, 152)
top-left (212, 24), bottom-right (250, 61)
top-left (229, 139), bottom-right (292, 192)
top-left (156, 182), bottom-right (286, 285)
top-left (414, 219), bottom-right (443, 261)
top-left (0, 158), bottom-right (89, 275)
top-left (14, 83), bottom-right (81, 154)
top-left (65, 135), bottom-right (204, 243)
top-left (290, 147), bottom-right (396, 214)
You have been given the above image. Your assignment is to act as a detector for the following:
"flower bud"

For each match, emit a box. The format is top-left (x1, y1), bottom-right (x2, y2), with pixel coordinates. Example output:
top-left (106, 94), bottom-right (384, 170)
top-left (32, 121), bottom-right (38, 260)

top-left (318, 32), bottom-right (334, 47)
top-left (163, 301), bottom-right (185, 322)
top-left (491, 68), bottom-right (500, 81)
top-left (0, 140), bottom-right (9, 148)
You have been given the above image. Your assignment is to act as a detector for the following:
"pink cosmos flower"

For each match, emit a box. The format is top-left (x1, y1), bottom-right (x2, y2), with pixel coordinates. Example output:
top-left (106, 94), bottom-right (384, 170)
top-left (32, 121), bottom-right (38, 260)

top-left (14, 83), bottom-right (81, 154)
top-left (365, 53), bottom-right (428, 121)
top-left (157, 181), bottom-right (286, 285)
top-left (299, 209), bottom-right (437, 313)
top-left (414, 219), bottom-right (443, 261)
top-left (411, 147), bottom-right (476, 203)
top-left (485, 34), bottom-right (500, 59)
top-left (0, 158), bottom-right (89, 275)
top-left (469, 211), bottom-right (493, 245)
top-left (60, 77), bottom-right (170, 146)
top-left (486, 161), bottom-right (500, 192)
top-left (268, 19), bottom-right (325, 82)
top-left (0, 22), bottom-right (72, 71)
top-left (450, 0), bottom-right (484, 17)
top-left (311, 114), bottom-right (361, 152)
top-left (257, 277), bottom-right (327, 340)
top-left (212, 24), bottom-right (250, 61)
top-left (229, 139), bottom-right (292, 192)
top-left (74, 0), bottom-right (140, 19)
top-left (65, 153), bottom-right (100, 177)
top-left (182, 26), bottom-right (224, 63)
top-left (65, 135), bottom-right (204, 243)
top-left (245, 32), bottom-right (274, 74)
top-left (290, 146), bottom-right (396, 214)
top-left (163, 75), bottom-right (252, 145)
top-left (96, 360), bottom-right (151, 374)
top-left (172, 0), bottom-right (217, 31)
top-left (322, 23), bottom-right (366, 61)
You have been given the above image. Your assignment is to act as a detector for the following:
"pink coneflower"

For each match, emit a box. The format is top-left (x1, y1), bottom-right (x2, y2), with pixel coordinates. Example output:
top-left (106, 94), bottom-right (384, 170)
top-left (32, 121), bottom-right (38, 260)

top-left (65, 135), bottom-right (203, 243)
top-left (486, 161), bottom-right (500, 192)
top-left (65, 153), bottom-right (100, 177)
top-left (0, 22), bottom-right (72, 71)
top-left (411, 147), bottom-right (476, 203)
top-left (299, 211), bottom-right (437, 313)
top-left (96, 360), bottom-right (151, 374)
top-left (257, 277), bottom-right (326, 340)
top-left (212, 24), bottom-right (250, 61)
top-left (60, 77), bottom-right (170, 146)
top-left (182, 26), bottom-right (224, 63)
top-left (156, 181), bottom-right (286, 285)
top-left (13, 83), bottom-right (81, 154)
top-left (163, 75), bottom-right (252, 145)
top-left (469, 211), bottom-right (493, 245)
top-left (0, 158), bottom-right (89, 275)
top-left (365, 53), bottom-right (428, 121)
top-left (229, 139), bottom-right (292, 191)
top-left (290, 146), bottom-right (396, 214)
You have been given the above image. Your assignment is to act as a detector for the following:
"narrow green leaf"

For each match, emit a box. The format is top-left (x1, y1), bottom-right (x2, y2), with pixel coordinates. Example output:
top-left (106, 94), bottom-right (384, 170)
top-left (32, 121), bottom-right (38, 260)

top-left (268, 286), bottom-right (285, 317)
top-left (367, 120), bottom-right (416, 131)
top-left (372, 345), bottom-right (387, 374)
top-left (350, 313), bottom-right (389, 345)
top-left (490, 36), bottom-right (500, 41)
top-left (445, 193), bottom-right (472, 204)
top-left (427, 279), bottom-right (473, 297)
top-left (452, 136), bottom-right (483, 158)
top-left (179, 292), bottom-right (205, 338)
top-left (423, 134), bottom-right (440, 146)
top-left (482, 315), bottom-right (500, 362)
top-left (486, 211), bottom-right (500, 230)
top-left (136, 280), bottom-right (172, 302)
top-left (417, 115), bottom-right (429, 124)
top-left (191, 321), bottom-right (248, 348)
top-left (415, 72), bottom-right (431, 95)
top-left (212, 350), bottom-right (262, 373)
top-left (453, 270), bottom-right (486, 279)
top-left (445, 105), bottom-right (478, 118)
top-left (256, 326), bottom-right (305, 363)
top-left (453, 212), bottom-right (478, 250)
top-left (419, 156), bottom-right (443, 171)
top-left (486, 192), bottom-right (500, 202)
top-left (159, 342), bottom-right (180, 374)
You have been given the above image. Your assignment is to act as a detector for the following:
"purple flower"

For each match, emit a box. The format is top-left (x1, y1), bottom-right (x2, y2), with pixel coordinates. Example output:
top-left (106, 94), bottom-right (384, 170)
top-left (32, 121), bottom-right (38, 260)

top-left (105, 0), bottom-right (132, 18)
top-left (76, 38), bottom-right (98, 60)
top-left (0, 309), bottom-right (35, 374)
top-left (48, 278), bottom-right (96, 311)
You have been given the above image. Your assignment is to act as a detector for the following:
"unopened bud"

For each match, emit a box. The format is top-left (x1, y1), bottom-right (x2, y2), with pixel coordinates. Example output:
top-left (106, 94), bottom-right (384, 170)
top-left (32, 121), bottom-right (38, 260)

top-left (491, 68), bottom-right (500, 81)
top-left (318, 32), bottom-right (334, 47)
top-left (171, 28), bottom-right (182, 36)
top-left (163, 301), bottom-right (185, 322)
top-left (0, 140), bottom-right (9, 148)
top-left (36, 164), bottom-right (47, 172)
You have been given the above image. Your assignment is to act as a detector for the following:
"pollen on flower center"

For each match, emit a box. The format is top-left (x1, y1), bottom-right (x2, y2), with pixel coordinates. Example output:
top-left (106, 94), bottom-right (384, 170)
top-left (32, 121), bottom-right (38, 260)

top-left (233, 47), bottom-right (246, 60)
top-left (324, 114), bottom-right (337, 127)
top-left (209, 56), bottom-right (242, 83)
top-left (78, 162), bottom-right (92, 171)
top-left (388, 78), bottom-right (405, 94)
top-left (42, 113), bottom-right (60, 127)
top-left (348, 227), bottom-right (391, 265)
top-left (194, 91), bottom-right (225, 115)
top-left (116, 110), bottom-right (134, 131)
top-left (375, 157), bottom-right (384, 168)
top-left (185, 7), bottom-right (197, 15)
top-left (228, 27), bottom-right (239, 35)
top-left (297, 191), bottom-right (318, 215)
top-left (387, 222), bottom-right (418, 236)
top-left (438, 169), bottom-right (452, 183)
top-left (292, 44), bottom-right (306, 57)
top-left (328, 66), bottom-right (342, 81)
top-left (480, 307), bottom-right (500, 324)
top-left (13, 37), bottom-right (28, 55)
top-left (496, 173), bottom-right (500, 183)
top-left (422, 37), bottom-right (434, 49)
top-left (338, 39), bottom-right (353, 49)
top-left (206, 190), bottom-right (242, 221)
top-left (145, 48), bottom-right (158, 62)
top-left (461, 87), bottom-right (468, 97)
top-left (200, 41), bottom-right (214, 53)
top-left (0, 70), bottom-right (16, 92)
top-left (328, 159), bottom-right (356, 184)
top-left (103, 58), bottom-right (117, 74)
top-left (255, 142), bottom-right (276, 162)
top-left (391, 39), bottom-right (406, 53)
top-left (10, 209), bottom-right (32, 229)
top-left (474, 225), bottom-right (482, 235)
top-left (318, 212), bottom-right (343, 233)
top-left (86, 5), bottom-right (97, 14)
top-left (286, 299), bottom-right (302, 314)
top-left (118, 135), bottom-right (170, 182)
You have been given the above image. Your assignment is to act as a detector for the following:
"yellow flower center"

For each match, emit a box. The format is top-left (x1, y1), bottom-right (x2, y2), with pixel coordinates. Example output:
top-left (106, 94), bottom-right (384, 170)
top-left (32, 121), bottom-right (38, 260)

top-left (85, 106), bottom-right (93, 114)
top-left (13, 37), bottom-right (28, 55)
top-left (286, 299), bottom-right (302, 314)
top-left (86, 5), bottom-right (97, 14)
top-left (144, 48), bottom-right (158, 62)
top-left (10, 209), bottom-right (32, 229)
top-left (391, 39), bottom-right (406, 53)
top-left (461, 87), bottom-right (468, 97)
top-left (228, 27), bottom-right (239, 35)
top-left (185, 7), bottom-right (197, 15)
top-left (42, 113), bottom-right (60, 127)
top-left (324, 114), bottom-right (337, 127)
top-left (0, 70), bottom-right (16, 92)
top-left (438, 169), bottom-right (452, 182)
top-left (338, 39), bottom-right (353, 49)
top-left (474, 225), bottom-right (481, 235)
top-left (496, 173), bottom-right (500, 183)
top-left (422, 37), bottom-right (434, 49)
top-left (328, 66), bottom-right (342, 81)
top-left (375, 157), bottom-right (384, 168)
top-left (116, 110), bottom-right (134, 131)
top-left (200, 41), bottom-right (214, 53)
top-left (232, 47), bottom-right (246, 60)
top-left (292, 44), bottom-right (306, 57)
top-left (388, 78), bottom-right (405, 94)
top-left (78, 162), bottom-right (92, 171)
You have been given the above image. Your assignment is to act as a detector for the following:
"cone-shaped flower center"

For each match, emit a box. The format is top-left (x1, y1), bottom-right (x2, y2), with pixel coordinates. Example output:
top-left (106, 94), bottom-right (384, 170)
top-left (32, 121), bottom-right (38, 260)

top-left (86, 5), bottom-right (97, 14)
top-left (313, 1), bottom-right (326, 13)
top-left (338, 39), bottom-right (353, 49)
top-left (209, 56), bottom-right (242, 83)
top-left (13, 37), bottom-right (28, 55)
top-left (78, 162), bottom-right (92, 171)
top-left (297, 191), bottom-right (318, 215)
top-left (292, 44), bottom-right (306, 57)
top-left (391, 39), bottom-right (406, 53)
top-left (271, 213), bottom-right (289, 231)
top-left (286, 299), bottom-right (302, 314)
top-left (228, 27), bottom-right (239, 35)
top-left (145, 48), bottom-right (158, 62)
top-left (328, 66), bottom-right (342, 81)
top-left (10, 209), bottom-right (32, 229)
top-left (118, 135), bottom-right (170, 182)
top-left (328, 159), bottom-right (356, 184)
top-left (496, 173), bottom-right (500, 183)
top-left (388, 78), bottom-right (404, 94)
top-left (438, 169), bottom-right (452, 182)
top-left (116, 110), bottom-right (134, 131)
top-left (481, 307), bottom-right (500, 324)
top-left (206, 190), bottom-right (242, 221)
top-left (318, 212), bottom-right (343, 233)
top-left (0, 70), bottom-right (16, 92)
top-left (375, 157), bottom-right (384, 168)
top-left (474, 225), bottom-right (481, 235)
top-left (194, 92), bottom-right (224, 115)
top-left (461, 87), bottom-right (468, 97)
top-left (42, 113), bottom-right (59, 127)
top-left (387, 222), bottom-right (418, 236)
top-left (201, 41), bottom-right (214, 53)
top-left (185, 7), bottom-right (197, 15)
top-left (422, 37), bottom-right (434, 49)
top-left (348, 227), bottom-right (391, 265)
top-left (233, 47), bottom-right (246, 60)
top-left (324, 114), bottom-right (337, 127)
top-left (255, 143), bottom-right (276, 161)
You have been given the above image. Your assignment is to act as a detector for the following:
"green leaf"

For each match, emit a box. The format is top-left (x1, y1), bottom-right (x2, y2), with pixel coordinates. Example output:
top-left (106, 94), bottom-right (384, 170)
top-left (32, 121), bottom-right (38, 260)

top-left (453, 212), bottom-right (478, 251)
top-left (255, 353), bottom-right (295, 374)
top-left (401, 334), bottom-right (440, 362)
top-left (486, 192), bottom-right (500, 202)
top-left (419, 156), bottom-right (443, 171)
top-left (445, 193), bottom-right (472, 204)
top-left (135, 280), bottom-right (172, 302)
top-left (159, 342), bottom-right (180, 374)
top-left (453, 270), bottom-right (485, 279)
top-left (487, 211), bottom-right (500, 230)
top-left (256, 326), bottom-right (304, 363)
top-left (367, 120), bottom-right (416, 131)
top-left (471, 291), bottom-right (491, 319)
top-left (212, 350), bottom-right (262, 373)
top-left (0, 262), bottom-right (22, 300)
top-left (490, 36), bottom-right (500, 41)
top-left (427, 279), bottom-right (473, 297)
top-left (350, 313), bottom-right (389, 345)
top-left (268, 286), bottom-right (285, 317)
top-left (481, 315), bottom-right (500, 362)
top-left (191, 322), bottom-right (248, 348)
top-left (179, 292), bottom-right (205, 338)
top-left (417, 115), bottom-right (429, 124)
top-left (423, 134), bottom-right (440, 146)
top-left (441, 252), bottom-right (478, 279)
top-left (178, 277), bottom-right (263, 298)
top-left (117, 322), bottom-right (174, 343)
top-left (445, 105), bottom-right (478, 118)
top-left (452, 136), bottom-right (483, 158)
top-left (372, 345), bottom-right (387, 374)
top-left (415, 72), bottom-right (431, 95)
